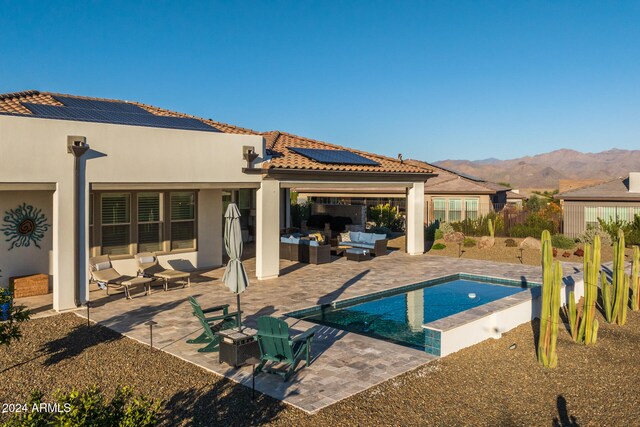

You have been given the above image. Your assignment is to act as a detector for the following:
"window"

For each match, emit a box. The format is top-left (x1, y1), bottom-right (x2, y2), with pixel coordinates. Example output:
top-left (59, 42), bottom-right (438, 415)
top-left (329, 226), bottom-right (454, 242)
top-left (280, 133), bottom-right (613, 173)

top-left (171, 192), bottom-right (196, 250)
top-left (448, 199), bottom-right (462, 222)
top-left (138, 192), bottom-right (163, 252)
top-left (433, 199), bottom-right (446, 222)
top-left (584, 207), bottom-right (598, 228)
top-left (465, 199), bottom-right (479, 220)
top-left (101, 193), bottom-right (131, 255)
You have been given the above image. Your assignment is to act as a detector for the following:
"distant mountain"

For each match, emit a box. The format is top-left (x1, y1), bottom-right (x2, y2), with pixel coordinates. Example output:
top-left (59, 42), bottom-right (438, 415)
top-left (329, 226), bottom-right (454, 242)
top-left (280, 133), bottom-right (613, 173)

top-left (433, 148), bottom-right (640, 189)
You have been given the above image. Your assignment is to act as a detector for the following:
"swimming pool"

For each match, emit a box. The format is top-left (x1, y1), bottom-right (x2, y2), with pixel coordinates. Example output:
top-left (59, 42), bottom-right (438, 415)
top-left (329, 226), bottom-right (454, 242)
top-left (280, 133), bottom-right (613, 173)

top-left (287, 274), bottom-right (533, 351)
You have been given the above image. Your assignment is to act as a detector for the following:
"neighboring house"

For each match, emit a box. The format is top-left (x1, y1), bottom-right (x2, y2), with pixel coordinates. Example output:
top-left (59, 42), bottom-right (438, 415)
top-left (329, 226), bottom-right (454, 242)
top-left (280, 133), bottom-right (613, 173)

top-left (0, 90), bottom-right (433, 311)
top-left (555, 173), bottom-right (640, 238)
top-left (406, 161), bottom-right (517, 223)
top-left (295, 160), bottom-right (519, 224)
top-left (506, 190), bottom-right (527, 207)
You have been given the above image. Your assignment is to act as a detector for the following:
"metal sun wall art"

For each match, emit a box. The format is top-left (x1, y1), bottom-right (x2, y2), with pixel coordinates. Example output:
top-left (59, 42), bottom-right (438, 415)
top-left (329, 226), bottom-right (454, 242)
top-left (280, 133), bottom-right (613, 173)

top-left (1, 203), bottom-right (51, 250)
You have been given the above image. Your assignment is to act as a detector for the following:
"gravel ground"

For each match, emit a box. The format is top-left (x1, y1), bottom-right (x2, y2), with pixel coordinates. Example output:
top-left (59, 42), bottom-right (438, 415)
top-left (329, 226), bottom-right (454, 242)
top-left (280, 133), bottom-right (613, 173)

top-left (389, 236), bottom-right (632, 266)
top-left (1, 310), bottom-right (639, 426)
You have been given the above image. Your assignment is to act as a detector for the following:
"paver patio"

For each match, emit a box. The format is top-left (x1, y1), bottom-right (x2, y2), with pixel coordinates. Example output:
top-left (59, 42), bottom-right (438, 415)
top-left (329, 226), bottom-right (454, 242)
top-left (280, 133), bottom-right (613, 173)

top-left (76, 250), bottom-right (580, 413)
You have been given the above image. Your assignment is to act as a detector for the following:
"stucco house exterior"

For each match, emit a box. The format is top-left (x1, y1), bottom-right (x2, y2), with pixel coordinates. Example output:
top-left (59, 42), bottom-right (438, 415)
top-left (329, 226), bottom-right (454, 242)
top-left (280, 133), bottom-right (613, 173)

top-left (555, 173), bottom-right (640, 238)
top-left (0, 90), bottom-right (433, 311)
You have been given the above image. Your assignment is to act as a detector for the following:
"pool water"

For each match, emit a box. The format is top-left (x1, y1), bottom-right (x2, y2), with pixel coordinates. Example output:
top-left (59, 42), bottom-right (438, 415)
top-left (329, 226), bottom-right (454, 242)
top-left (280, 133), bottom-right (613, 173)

top-left (288, 277), bottom-right (527, 349)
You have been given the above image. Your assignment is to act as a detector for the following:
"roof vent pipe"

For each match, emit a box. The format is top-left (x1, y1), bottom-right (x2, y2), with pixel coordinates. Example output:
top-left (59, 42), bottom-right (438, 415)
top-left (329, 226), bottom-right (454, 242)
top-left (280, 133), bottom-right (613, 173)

top-left (629, 172), bottom-right (640, 193)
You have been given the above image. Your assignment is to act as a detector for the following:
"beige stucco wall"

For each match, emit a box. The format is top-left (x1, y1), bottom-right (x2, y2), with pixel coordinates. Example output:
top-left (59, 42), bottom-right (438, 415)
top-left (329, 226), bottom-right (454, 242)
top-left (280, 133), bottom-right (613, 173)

top-left (0, 114), bottom-right (263, 310)
top-left (0, 190), bottom-right (53, 288)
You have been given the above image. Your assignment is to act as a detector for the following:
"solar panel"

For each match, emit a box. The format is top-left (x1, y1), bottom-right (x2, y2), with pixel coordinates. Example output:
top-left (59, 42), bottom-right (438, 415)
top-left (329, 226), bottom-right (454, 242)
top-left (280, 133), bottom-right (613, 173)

top-left (287, 147), bottom-right (380, 166)
top-left (54, 96), bottom-right (151, 114)
top-left (23, 103), bottom-right (220, 132)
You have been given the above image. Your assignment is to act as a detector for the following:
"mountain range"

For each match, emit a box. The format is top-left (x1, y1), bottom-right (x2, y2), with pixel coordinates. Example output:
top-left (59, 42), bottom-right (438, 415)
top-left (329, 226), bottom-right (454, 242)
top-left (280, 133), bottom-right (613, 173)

top-left (433, 148), bottom-right (640, 190)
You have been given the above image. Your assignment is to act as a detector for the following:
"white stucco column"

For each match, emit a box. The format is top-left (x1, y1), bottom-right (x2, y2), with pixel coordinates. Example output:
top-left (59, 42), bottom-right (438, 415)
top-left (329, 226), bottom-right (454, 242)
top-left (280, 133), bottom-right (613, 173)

top-left (52, 183), bottom-right (76, 311)
top-left (406, 181), bottom-right (425, 255)
top-left (256, 180), bottom-right (280, 280)
top-left (197, 189), bottom-right (223, 268)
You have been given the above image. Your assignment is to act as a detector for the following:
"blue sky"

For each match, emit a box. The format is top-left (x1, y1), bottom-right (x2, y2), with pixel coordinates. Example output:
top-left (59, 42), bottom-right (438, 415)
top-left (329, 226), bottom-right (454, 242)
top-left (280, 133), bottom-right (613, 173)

top-left (1, 1), bottom-right (639, 161)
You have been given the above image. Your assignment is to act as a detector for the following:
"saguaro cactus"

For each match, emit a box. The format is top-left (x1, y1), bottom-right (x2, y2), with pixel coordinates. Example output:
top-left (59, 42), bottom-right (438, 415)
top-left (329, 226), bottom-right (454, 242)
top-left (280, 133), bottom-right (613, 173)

top-left (611, 229), bottom-right (629, 325)
top-left (631, 246), bottom-right (639, 311)
top-left (538, 230), bottom-right (561, 368)
top-left (568, 235), bottom-right (600, 344)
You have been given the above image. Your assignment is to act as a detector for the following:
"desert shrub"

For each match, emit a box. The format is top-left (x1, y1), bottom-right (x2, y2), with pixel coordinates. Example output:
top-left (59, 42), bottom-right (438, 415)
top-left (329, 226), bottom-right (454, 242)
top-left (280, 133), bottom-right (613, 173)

top-left (369, 226), bottom-right (392, 237)
top-left (504, 238), bottom-right (517, 247)
top-left (425, 221), bottom-right (439, 242)
top-left (508, 214), bottom-right (555, 238)
top-left (597, 215), bottom-right (640, 246)
top-left (435, 229), bottom-right (444, 240)
top-left (627, 214), bottom-right (640, 246)
top-left (525, 194), bottom-right (545, 212)
top-left (463, 237), bottom-right (476, 247)
top-left (451, 213), bottom-right (503, 237)
top-left (5, 386), bottom-right (161, 427)
top-left (291, 201), bottom-right (311, 228)
top-left (551, 234), bottom-right (576, 249)
top-left (578, 223), bottom-right (613, 246)
top-left (368, 204), bottom-right (404, 231)
top-left (432, 243), bottom-right (446, 250)
top-left (439, 222), bottom-right (455, 237)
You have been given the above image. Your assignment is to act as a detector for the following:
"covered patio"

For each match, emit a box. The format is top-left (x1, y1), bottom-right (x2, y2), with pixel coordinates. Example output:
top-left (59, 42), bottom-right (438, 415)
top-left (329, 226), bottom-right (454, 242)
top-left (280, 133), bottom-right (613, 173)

top-left (74, 250), bottom-right (548, 413)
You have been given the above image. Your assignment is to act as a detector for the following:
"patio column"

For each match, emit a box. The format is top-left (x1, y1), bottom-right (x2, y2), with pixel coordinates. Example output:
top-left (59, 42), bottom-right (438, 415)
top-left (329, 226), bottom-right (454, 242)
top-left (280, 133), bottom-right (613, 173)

top-left (406, 181), bottom-right (425, 255)
top-left (53, 183), bottom-right (77, 311)
top-left (256, 179), bottom-right (280, 280)
top-left (197, 189), bottom-right (223, 268)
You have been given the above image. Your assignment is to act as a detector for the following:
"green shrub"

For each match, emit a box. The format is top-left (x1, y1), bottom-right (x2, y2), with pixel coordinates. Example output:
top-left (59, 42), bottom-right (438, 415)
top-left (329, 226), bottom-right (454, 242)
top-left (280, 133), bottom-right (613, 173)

top-left (432, 243), bottom-right (446, 250)
top-left (291, 201), bottom-right (311, 228)
top-left (597, 215), bottom-right (640, 246)
top-left (451, 213), bottom-right (503, 237)
top-left (463, 237), bottom-right (476, 247)
top-left (6, 386), bottom-right (161, 427)
top-left (425, 221), bottom-right (439, 242)
top-left (0, 270), bottom-right (31, 347)
top-left (550, 234), bottom-right (576, 249)
top-left (367, 204), bottom-right (404, 231)
top-left (508, 214), bottom-right (555, 238)
top-left (435, 229), bottom-right (444, 240)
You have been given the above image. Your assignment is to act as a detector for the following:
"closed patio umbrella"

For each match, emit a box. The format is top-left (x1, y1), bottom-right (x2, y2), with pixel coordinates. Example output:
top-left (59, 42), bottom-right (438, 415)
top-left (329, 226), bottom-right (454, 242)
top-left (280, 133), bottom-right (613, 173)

top-left (222, 203), bottom-right (249, 331)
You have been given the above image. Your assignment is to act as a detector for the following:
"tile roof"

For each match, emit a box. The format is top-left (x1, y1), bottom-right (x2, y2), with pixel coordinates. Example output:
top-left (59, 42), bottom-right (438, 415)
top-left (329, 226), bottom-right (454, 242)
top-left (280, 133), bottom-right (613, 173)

top-left (0, 90), bottom-right (431, 175)
top-left (555, 176), bottom-right (640, 201)
top-left (405, 159), bottom-right (510, 194)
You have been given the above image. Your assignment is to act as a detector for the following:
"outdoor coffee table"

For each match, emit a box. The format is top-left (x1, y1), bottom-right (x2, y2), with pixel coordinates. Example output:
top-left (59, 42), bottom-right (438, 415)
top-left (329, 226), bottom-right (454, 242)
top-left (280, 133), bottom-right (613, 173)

top-left (217, 327), bottom-right (261, 368)
top-left (345, 248), bottom-right (371, 262)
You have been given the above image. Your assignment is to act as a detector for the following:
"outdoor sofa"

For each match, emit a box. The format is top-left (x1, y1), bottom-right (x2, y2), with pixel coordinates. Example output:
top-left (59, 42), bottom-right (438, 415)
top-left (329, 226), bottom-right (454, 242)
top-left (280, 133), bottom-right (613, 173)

top-left (337, 231), bottom-right (388, 257)
top-left (280, 233), bottom-right (330, 264)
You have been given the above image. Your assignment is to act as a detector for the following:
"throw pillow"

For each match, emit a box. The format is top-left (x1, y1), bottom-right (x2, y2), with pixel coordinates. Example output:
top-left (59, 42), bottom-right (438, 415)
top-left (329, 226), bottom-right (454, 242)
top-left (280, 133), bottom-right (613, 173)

top-left (95, 261), bottom-right (111, 271)
top-left (340, 232), bottom-right (350, 242)
top-left (139, 256), bottom-right (155, 264)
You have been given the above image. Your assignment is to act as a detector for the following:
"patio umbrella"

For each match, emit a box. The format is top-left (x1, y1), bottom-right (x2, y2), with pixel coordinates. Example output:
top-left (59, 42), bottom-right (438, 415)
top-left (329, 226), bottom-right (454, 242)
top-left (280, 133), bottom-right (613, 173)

top-left (222, 203), bottom-right (249, 331)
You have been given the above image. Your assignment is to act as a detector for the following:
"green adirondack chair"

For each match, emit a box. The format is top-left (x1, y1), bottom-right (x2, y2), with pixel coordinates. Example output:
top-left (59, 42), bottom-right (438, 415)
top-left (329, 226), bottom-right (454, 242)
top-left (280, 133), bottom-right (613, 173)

top-left (254, 316), bottom-right (315, 381)
top-left (187, 296), bottom-right (240, 352)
